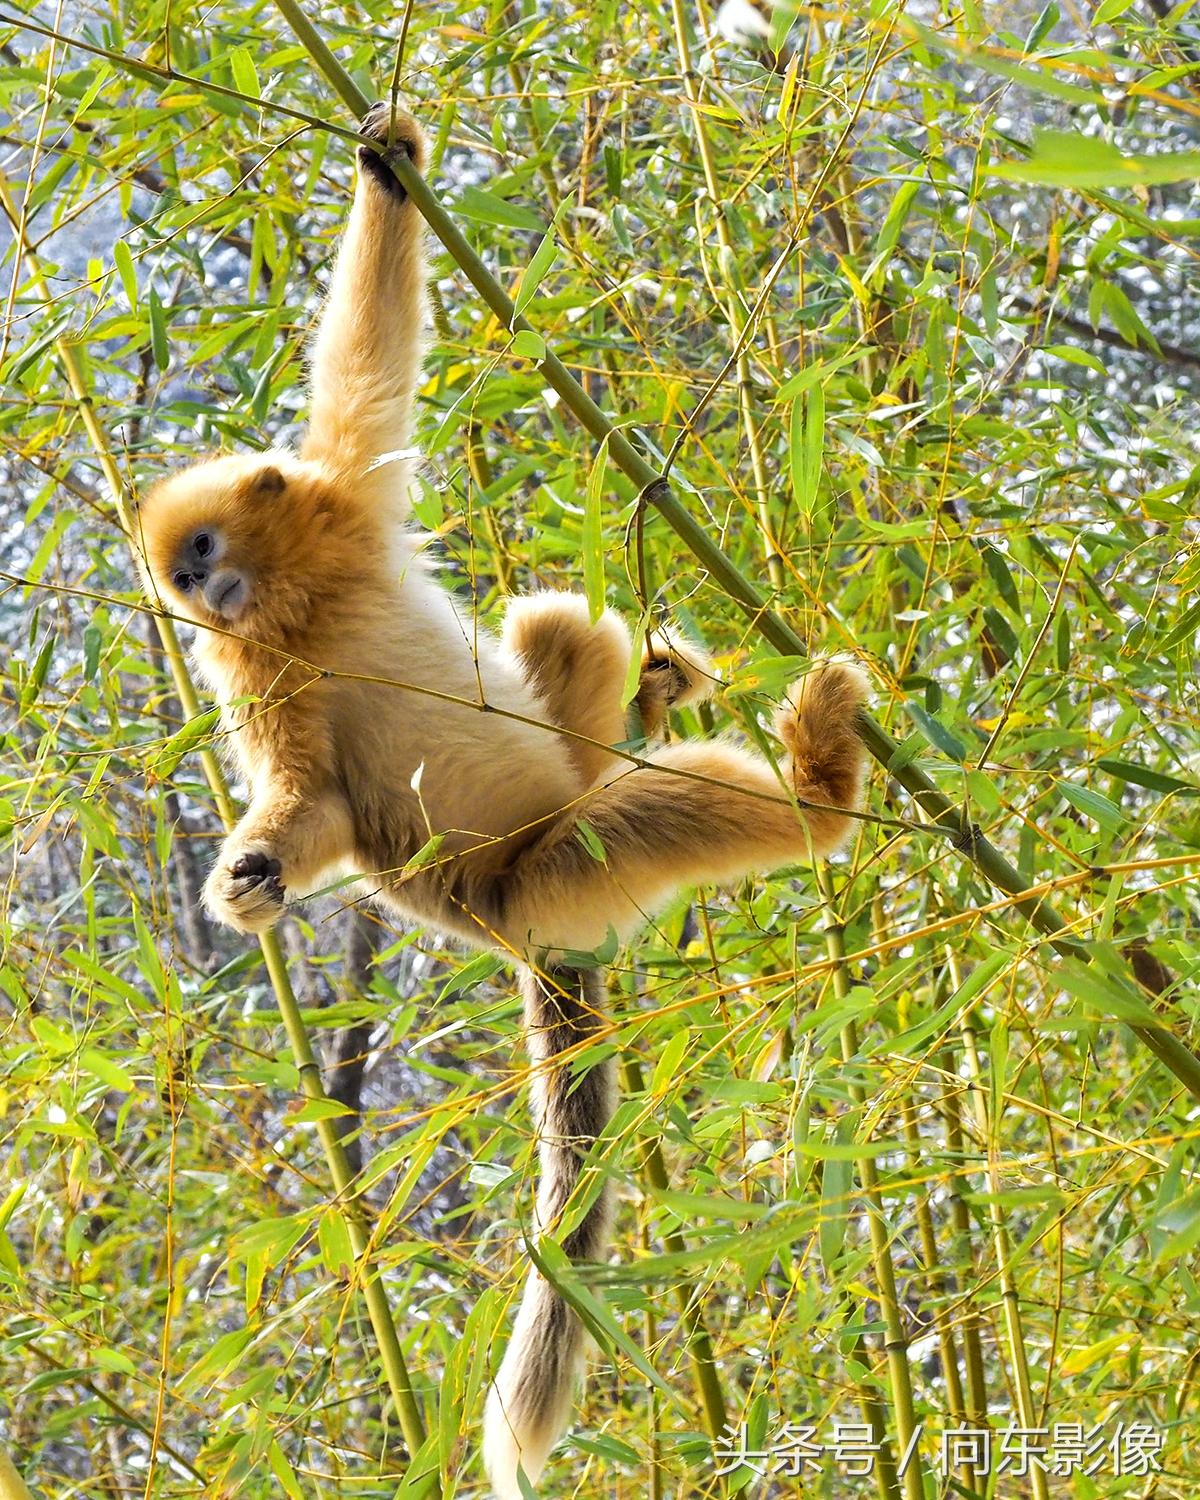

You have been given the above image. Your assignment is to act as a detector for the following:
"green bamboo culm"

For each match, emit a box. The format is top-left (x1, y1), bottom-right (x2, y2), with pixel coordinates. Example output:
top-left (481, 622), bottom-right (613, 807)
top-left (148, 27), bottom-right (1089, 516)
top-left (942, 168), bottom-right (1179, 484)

top-left (817, 866), bottom-right (925, 1500)
top-left (948, 946), bottom-right (1051, 1500)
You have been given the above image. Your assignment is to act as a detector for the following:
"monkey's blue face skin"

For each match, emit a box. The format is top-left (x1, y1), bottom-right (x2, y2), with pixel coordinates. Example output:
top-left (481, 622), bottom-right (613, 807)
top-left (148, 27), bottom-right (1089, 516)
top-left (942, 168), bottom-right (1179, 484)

top-left (140, 453), bottom-right (346, 643)
top-left (167, 526), bottom-right (251, 621)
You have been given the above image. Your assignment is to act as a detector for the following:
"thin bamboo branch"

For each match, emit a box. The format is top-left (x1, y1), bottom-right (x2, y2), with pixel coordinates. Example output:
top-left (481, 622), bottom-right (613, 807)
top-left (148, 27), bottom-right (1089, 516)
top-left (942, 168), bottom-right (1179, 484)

top-left (23, 1341), bottom-right (205, 1482)
top-left (947, 948), bottom-right (1052, 1500)
top-left (0, 179), bottom-right (432, 1479)
top-left (269, 9), bottom-right (1200, 1103)
top-left (621, 1054), bottom-right (729, 1446)
top-left (667, 0), bottom-right (782, 592)
top-left (818, 867), bottom-right (925, 1500)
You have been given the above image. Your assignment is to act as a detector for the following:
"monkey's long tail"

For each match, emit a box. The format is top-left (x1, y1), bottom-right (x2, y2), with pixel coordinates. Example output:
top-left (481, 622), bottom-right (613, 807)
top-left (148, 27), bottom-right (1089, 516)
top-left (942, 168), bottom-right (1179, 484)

top-left (483, 964), bottom-right (615, 1500)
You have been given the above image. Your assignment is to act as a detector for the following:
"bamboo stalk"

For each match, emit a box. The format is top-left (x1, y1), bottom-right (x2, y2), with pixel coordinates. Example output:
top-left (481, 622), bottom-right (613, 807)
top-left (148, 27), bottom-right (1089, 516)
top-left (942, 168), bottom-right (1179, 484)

top-left (935, 1046), bottom-right (991, 1431)
top-left (641, 1212), bottom-right (664, 1500)
top-left (0, 180), bottom-right (432, 1479)
top-left (899, 1092), bottom-right (967, 1422)
top-left (620, 1055), bottom-right (729, 1447)
top-left (899, 1097), bottom-right (975, 1490)
top-left (466, 423), bottom-right (514, 596)
top-left (948, 948), bottom-right (1051, 1500)
top-left (872, 911), bottom-right (973, 1488)
top-left (667, 0), bottom-right (783, 592)
top-left (840, 1302), bottom-right (904, 1500)
top-left (818, 868), bottom-right (925, 1500)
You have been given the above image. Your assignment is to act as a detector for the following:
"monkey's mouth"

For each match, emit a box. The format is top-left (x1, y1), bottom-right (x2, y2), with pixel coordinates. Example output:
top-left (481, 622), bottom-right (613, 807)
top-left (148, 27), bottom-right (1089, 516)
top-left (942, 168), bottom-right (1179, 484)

top-left (205, 571), bottom-right (249, 620)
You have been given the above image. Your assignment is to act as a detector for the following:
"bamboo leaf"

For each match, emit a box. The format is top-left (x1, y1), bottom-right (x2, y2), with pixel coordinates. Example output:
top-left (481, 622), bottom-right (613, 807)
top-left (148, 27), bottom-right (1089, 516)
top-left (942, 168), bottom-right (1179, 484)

top-left (583, 432), bottom-right (609, 623)
top-left (524, 1237), bottom-right (688, 1412)
top-left (112, 240), bottom-right (137, 309)
top-left (994, 130), bottom-right (1200, 187)
top-left (454, 185), bottom-right (544, 231)
top-left (148, 285), bottom-right (169, 370)
top-left (1058, 779), bottom-right (1126, 832)
top-left (229, 47), bottom-right (260, 99)
top-left (512, 203), bottom-right (566, 319)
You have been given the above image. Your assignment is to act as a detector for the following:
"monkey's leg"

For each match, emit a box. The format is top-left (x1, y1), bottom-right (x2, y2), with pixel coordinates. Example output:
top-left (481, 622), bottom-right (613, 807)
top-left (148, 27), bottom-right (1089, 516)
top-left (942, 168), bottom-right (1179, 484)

top-left (301, 101), bottom-right (429, 490)
top-left (204, 788), bottom-right (356, 934)
top-left (500, 594), bottom-right (631, 784)
top-left (485, 659), bottom-right (870, 955)
top-left (502, 596), bottom-right (718, 783)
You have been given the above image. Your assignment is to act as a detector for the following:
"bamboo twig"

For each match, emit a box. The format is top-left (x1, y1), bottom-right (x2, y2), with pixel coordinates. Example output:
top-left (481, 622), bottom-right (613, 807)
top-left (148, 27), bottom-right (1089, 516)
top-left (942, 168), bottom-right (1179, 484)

top-left (947, 948), bottom-right (1052, 1500)
top-left (818, 867), bottom-right (925, 1500)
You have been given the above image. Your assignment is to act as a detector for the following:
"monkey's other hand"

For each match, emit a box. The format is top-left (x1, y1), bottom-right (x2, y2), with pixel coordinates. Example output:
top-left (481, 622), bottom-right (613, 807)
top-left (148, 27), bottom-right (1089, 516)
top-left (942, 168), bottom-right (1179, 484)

top-left (641, 627), bottom-right (716, 710)
top-left (357, 101), bottom-right (427, 199)
top-left (204, 848), bottom-right (286, 934)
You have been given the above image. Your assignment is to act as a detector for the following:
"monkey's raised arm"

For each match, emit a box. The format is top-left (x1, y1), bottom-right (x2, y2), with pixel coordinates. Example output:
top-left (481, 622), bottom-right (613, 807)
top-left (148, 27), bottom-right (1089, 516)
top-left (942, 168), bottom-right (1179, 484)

top-left (301, 103), bottom-right (428, 489)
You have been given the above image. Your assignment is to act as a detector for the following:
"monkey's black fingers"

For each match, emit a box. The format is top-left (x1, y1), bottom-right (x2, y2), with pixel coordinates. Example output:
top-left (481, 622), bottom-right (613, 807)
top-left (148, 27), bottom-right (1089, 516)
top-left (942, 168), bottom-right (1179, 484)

top-left (228, 851), bottom-right (286, 905)
top-left (360, 100), bottom-right (427, 164)
top-left (358, 101), bottom-right (427, 199)
top-left (643, 656), bottom-right (693, 707)
top-left (230, 851), bottom-right (282, 882)
top-left (204, 849), bottom-right (286, 933)
top-left (357, 145), bottom-right (409, 200)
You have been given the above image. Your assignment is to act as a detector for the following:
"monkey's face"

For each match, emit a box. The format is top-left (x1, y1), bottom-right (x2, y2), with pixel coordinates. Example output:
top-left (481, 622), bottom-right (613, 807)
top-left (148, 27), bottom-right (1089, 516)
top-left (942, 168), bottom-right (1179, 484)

top-left (162, 521), bottom-right (248, 621)
top-left (137, 453), bottom-right (329, 638)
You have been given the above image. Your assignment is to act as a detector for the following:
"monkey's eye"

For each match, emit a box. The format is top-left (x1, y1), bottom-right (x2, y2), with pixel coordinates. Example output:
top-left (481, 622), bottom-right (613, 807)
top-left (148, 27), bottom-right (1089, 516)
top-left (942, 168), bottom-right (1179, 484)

top-left (194, 532), bottom-right (213, 558)
top-left (173, 571), bottom-right (193, 592)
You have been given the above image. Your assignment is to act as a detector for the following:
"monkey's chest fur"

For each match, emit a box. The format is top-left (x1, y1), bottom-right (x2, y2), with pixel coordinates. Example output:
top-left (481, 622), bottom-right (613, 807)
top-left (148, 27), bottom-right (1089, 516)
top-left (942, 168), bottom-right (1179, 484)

top-left (208, 565), bottom-right (583, 937)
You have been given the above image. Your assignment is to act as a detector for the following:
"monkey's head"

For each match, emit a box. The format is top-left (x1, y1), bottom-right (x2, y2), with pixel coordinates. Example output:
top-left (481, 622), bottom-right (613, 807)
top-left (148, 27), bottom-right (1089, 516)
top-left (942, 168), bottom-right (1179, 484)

top-left (137, 452), bottom-right (353, 640)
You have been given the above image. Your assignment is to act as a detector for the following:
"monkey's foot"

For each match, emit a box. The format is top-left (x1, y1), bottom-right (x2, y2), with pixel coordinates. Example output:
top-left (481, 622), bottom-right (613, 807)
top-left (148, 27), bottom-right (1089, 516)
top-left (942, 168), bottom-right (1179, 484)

top-left (635, 625), bottom-right (715, 737)
top-left (357, 100), bottom-right (427, 198)
top-left (204, 849), bottom-right (286, 934)
top-left (642, 626), bottom-right (716, 707)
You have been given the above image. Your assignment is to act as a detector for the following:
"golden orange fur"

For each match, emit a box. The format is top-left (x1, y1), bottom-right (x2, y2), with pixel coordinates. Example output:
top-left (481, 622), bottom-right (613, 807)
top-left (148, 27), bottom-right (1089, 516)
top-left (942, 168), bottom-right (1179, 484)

top-left (135, 101), bottom-right (871, 1499)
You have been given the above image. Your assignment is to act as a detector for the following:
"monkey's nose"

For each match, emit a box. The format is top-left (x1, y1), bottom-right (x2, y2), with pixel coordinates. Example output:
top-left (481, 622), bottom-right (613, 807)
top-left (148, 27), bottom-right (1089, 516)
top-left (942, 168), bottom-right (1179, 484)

top-left (192, 567), bottom-right (209, 584)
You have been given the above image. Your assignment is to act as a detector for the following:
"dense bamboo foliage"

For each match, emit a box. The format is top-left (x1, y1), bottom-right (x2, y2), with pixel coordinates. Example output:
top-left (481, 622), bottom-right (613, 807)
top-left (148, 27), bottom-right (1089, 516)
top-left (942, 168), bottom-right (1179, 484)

top-left (2, 0), bottom-right (1200, 1496)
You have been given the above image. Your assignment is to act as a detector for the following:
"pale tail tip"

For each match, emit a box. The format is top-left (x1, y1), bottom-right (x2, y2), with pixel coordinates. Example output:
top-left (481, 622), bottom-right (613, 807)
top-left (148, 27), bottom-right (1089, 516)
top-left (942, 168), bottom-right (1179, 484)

top-left (483, 1387), bottom-right (553, 1500)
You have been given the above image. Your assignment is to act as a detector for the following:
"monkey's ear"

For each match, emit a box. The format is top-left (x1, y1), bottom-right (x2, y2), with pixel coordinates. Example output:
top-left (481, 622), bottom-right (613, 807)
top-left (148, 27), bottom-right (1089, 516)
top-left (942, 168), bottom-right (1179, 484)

top-left (251, 465), bottom-right (286, 498)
